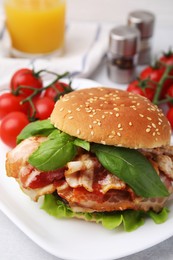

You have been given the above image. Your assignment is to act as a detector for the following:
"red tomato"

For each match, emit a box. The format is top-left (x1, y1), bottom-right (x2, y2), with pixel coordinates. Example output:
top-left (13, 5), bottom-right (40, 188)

top-left (0, 112), bottom-right (29, 147)
top-left (10, 68), bottom-right (43, 97)
top-left (127, 80), bottom-right (146, 96)
top-left (140, 66), bottom-right (172, 99)
top-left (159, 52), bottom-right (173, 66)
top-left (127, 80), bottom-right (155, 101)
top-left (166, 107), bottom-right (173, 129)
top-left (140, 66), bottom-right (164, 85)
top-left (32, 97), bottom-right (55, 120)
top-left (44, 81), bottom-right (71, 101)
top-left (166, 85), bottom-right (173, 107)
top-left (0, 92), bottom-right (29, 119)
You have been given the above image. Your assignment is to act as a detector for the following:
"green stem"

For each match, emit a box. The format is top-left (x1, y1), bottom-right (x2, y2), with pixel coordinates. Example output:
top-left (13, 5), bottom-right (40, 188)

top-left (36, 69), bottom-right (69, 79)
top-left (153, 65), bottom-right (173, 105)
top-left (18, 71), bottom-right (72, 121)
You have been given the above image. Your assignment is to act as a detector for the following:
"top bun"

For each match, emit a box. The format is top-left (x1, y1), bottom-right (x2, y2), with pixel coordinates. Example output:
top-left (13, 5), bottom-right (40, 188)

top-left (50, 87), bottom-right (171, 148)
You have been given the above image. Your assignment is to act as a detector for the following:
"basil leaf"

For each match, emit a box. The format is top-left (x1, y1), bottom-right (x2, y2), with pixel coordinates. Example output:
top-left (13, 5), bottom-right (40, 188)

top-left (74, 138), bottom-right (90, 151)
top-left (48, 129), bottom-right (61, 139)
top-left (17, 119), bottom-right (55, 144)
top-left (91, 144), bottom-right (169, 198)
top-left (28, 135), bottom-right (77, 171)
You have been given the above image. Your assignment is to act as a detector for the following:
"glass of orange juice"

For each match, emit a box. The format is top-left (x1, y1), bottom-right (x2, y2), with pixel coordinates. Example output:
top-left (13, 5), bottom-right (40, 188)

top-left (3, 0), bottom-right (66, 58)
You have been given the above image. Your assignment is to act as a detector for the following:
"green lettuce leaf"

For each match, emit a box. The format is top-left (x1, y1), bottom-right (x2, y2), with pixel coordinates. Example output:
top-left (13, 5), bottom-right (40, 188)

top-left (41, 194), bottom-right (169, 232)
top-left (147, 207), bottom-right (169, 224)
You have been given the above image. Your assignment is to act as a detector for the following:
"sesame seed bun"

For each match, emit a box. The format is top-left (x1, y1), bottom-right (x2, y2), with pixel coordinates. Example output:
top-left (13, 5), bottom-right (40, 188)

top-left (50, 87), bottom-right (171, 149)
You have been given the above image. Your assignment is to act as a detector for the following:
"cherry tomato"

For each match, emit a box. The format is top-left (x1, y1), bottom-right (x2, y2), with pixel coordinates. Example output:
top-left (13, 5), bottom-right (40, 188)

top-left (140, 66), bottom-right (172, 99)
top-left (32, 97), bottom-right (55, 120)
top-left (159, 52), bottom-right (173, 66)
top-left (140, 66), bottom-right (164, 85)
top-left (127, 80), bottom-right (146, 96)
top-left (127, 80), bottom-right (155, 101)
top-left (0, 92), bottom-right (29, 119)
top-left (0, 112), bottom-right (29, 148)
top-left (10, 68), bottom-right (43, 97)
top-left (165, 85), bottom-right (173, 107)
top-left (44, 81), bottom-right (70, 101)
top-left (166, 107), bottom-right (173, 129)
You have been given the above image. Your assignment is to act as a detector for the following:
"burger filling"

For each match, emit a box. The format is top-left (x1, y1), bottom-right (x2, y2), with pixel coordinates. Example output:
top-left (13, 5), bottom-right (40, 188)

top-left (6, 136), bottom-right (173, 213)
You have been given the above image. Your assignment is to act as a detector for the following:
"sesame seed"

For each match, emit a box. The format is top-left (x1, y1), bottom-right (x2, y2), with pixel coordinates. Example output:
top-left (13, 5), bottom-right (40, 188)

top-left (101, 141), bottom-right (106, 145)
top-left (102, 115), bottom-right (105, 119)
top-left (68, 116), bottom-right (73, 120)
top-left (115, 113), bottom-right (120, 117)
top-left (63, 98), bottom-right (69, 102)
top-left (117, 132), bottom-right (121, 137)
top-left (129, 122), bottom-right (133, 126)
top-left (76, 108), bottom-right (81, 111)
top-left (108, 135), bottom-right (114, 139)
top-left (68, 110), bottom-right (72, 113)
top-left (118, 123), bottom-right (122, 128)
top-left (152, 123), bottom-right (156, 128)
top-left (77, 129), bottom-right (81, 135)
top-left (85, 109), bottom-right (92, 113)
top-left (60, 108), bottom-right (64, 112)
top-left (91, 131), bottom-right (94, 136)
top-left (146, 128), bottom-right (151, 133)
top-left (139, 114), bottom-right (144, 118)
top-left (113, 107), bottom-right (119, 111)
top-left (147, 117), bottom-right (152, 121)
top-left (89, 125), bottom-right (92, 129)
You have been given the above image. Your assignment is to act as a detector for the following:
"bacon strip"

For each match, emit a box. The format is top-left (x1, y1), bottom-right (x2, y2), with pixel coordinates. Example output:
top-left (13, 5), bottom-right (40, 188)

top-left (6, 137), bottom-right (173, 211)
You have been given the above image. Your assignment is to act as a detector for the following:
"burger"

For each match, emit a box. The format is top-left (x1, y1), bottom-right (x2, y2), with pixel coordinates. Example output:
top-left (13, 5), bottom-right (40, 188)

top-left (6, 87), bottom-right (173, 231)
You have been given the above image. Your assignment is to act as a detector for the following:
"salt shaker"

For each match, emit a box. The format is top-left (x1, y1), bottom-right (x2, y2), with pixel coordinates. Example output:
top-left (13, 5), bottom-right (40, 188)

top-left (128, 10), bottom-right (155, 65)
top-left (107, 25), bottom-right (140, 84)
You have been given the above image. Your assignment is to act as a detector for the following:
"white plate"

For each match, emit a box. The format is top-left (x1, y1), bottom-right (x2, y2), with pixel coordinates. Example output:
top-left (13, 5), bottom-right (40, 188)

top-left (1, 78), bottom-right (173, 260)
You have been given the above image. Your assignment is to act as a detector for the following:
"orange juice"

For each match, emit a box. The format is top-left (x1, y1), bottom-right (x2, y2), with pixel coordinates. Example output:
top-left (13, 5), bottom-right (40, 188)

top-left (4, 0), bottom-right (66, 55)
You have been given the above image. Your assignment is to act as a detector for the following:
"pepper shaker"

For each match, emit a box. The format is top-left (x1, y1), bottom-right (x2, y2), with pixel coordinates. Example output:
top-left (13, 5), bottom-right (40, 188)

top-left (128, 10), bottom-right (155, 65)
top-left (107, 25), bottom-right (140, 84)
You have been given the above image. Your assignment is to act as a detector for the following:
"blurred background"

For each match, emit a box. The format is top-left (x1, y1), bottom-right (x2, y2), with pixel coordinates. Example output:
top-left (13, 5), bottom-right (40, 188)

top-left (0, 0), bottom-right (173, 26)
top-left (66, 0), bottom-right (173, 26)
